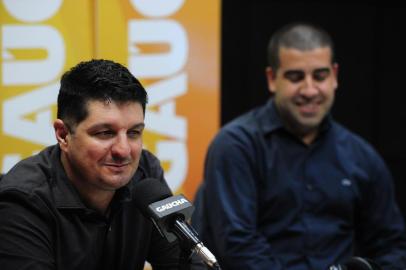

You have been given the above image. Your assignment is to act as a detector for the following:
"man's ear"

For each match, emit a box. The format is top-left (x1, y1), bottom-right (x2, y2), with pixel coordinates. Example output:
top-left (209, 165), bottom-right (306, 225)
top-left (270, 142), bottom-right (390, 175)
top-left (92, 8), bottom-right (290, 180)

top-left (332, 63), bottom-right (339, 90)
top-left (265, 66), bottom-right (277, 95)
top-left (54, 119), bottom-right (69, 151)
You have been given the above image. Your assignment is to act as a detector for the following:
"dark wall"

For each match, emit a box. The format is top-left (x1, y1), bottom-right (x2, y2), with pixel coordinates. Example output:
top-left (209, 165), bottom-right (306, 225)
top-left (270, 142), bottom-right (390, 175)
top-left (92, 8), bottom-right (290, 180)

top-left (221, 2), bottom-right (406, 216)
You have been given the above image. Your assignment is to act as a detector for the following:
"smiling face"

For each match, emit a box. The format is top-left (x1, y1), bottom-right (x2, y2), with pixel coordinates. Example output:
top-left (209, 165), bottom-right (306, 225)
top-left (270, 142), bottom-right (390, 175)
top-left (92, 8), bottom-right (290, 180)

top-left (266, 47), bottom-right (338, 143)
top-left (55, 100), bottom-right (145, 195)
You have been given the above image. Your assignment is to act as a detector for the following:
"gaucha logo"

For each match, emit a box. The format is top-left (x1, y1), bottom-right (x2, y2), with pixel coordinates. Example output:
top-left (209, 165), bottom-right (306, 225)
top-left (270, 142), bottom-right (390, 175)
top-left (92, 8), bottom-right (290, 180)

top-left (156, 198), bottom-right (188, 212)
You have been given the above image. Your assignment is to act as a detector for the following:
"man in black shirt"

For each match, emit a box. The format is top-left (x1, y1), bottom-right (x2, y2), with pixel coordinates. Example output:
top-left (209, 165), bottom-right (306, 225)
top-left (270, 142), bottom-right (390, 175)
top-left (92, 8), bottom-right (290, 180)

top-left (0, 59), bottom-right (204, 270)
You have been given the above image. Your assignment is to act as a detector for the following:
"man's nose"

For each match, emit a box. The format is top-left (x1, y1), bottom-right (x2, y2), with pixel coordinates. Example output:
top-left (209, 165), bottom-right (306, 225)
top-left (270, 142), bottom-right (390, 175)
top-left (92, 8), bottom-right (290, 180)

top-left (111, 134), bottom-right (131, 158)
top-left (299, 76), bottom-right (318, 97)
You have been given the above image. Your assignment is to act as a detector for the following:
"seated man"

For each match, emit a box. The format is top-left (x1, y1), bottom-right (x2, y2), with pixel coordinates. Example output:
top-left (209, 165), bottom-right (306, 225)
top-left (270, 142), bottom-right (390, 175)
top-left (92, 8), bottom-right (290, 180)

top-left (192, 23), bottom-right (406, 270)
top-left (0, 59), bottom-right (205, 270)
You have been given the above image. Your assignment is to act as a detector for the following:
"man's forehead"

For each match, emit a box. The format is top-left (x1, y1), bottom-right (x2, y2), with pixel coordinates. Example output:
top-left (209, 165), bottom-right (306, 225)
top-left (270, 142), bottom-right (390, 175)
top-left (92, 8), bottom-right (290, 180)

top-left (278, 47), bottom-right (333, 71)
top-left (279, 46), bottom-right (333, 55)
top-left (85, 99), bottom-right (141, 111)
top-left (82, 100), bottom-right (144, 124)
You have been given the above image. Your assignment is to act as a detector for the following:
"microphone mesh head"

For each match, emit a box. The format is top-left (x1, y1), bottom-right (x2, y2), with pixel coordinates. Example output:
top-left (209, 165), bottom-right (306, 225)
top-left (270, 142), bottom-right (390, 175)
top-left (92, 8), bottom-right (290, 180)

top-left (133, 178), bottom-right (173, 217)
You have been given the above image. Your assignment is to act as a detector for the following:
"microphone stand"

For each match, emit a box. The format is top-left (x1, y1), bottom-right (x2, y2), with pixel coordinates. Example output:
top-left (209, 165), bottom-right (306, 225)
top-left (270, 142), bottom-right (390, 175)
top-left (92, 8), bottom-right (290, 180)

top-left (171, 218), bottom-right (222, 270)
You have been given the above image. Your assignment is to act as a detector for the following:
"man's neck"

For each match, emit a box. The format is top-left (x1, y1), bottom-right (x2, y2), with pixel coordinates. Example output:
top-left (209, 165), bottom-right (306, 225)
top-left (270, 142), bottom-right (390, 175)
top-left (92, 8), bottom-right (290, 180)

top-left (60, 154), bottom-right (115, 215)
top-left (275, 104), bottom-right (320, 145)
top-left (78, 187), bottom-right (115, 215)
top-left (282, 121), bottom-right (319, 145)
top-left (301, 131), bottom-right (318, 145)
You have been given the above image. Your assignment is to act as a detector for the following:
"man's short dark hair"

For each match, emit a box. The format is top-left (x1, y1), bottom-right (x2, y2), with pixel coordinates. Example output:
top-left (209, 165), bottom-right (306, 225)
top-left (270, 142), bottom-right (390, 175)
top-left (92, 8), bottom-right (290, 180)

top-left (267, 22), bottom-right (335, 71)
top-left (57, 59), bottom-right (148, 131)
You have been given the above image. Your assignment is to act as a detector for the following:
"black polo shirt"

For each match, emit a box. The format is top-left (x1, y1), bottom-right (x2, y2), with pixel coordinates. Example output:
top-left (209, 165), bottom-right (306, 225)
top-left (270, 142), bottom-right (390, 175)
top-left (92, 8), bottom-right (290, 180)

top-left (0, 145), bottom-right (202, 270)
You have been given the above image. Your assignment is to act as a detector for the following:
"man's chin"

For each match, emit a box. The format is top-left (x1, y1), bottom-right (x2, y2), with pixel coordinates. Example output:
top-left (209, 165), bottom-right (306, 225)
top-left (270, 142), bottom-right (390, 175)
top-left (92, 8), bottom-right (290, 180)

top-left (297, 112), bottom-right (324, 126)
top-left (102, 174), bottom-right (132, 189)
top-left (293, 118), bottom-right (322, 134)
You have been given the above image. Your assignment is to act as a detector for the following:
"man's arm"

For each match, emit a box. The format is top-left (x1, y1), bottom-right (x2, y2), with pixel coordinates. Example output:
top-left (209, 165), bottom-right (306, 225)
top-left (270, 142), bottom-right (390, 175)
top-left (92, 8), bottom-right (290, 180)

top-left (0, 190), bottom-right (54, 270)
top-left (355, 152), bottom-right (406, 269)
top-left (198, 130), bottom-right (284, 270)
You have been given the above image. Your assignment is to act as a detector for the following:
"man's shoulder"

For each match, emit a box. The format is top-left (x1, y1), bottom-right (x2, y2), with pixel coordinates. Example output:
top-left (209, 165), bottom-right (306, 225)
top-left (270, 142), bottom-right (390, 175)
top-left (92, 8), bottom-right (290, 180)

top-left (0, 145), bottom-right (56, 195)
top-left (214, 104), bottom-right (273, 147)
top-left (333, 122), bottom-right (372, 146)
top-left (137, 149), bottom-right (164, 179)
top-left (220, 104), bottom-right (268, 137)
top-left (332, 122), bottom-right (382, 160)
top-left (140, 148), bottom-right (160, 164)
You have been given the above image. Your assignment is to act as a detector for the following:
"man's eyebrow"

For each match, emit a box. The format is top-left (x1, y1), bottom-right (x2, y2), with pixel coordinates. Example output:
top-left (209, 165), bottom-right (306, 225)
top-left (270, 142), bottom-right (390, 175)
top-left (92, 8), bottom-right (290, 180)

top-left (130, 123), bottom-right (145, 129)
top-left (89, 122), bottom-right (145, 130)
top-left (313, 67), bottom-right (331, 73)
top-left (283, 69), bottom-right (304, 74)
top-left (88, 123), bottom-right (113, 130)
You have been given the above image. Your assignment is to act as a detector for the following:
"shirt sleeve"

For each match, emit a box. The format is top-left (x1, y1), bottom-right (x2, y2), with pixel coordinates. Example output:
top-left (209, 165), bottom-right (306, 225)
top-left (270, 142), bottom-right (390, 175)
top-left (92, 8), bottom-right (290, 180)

top-left (355, 150), bottom-right (406, 269)
top-left (200, 128), bottom-right (285, 270)
top-left (0, 190), bottom-right (55, 270)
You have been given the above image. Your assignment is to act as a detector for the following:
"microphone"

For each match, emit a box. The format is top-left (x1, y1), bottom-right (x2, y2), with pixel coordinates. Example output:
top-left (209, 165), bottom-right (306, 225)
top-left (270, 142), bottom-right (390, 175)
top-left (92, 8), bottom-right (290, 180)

top-left (133, 178), bottom-right (221, 269)
top-left (328, 257), bottom-right (382, 270)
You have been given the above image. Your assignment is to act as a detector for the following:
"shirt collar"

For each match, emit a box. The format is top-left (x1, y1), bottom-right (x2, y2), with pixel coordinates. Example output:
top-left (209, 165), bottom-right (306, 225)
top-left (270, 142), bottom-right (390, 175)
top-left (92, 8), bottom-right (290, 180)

top-left (50, 145), bottom-right (135, 210)
top-left (259, 98), bottom-right (333, 136)
top-left (258, 98), bottom-right (286, 134)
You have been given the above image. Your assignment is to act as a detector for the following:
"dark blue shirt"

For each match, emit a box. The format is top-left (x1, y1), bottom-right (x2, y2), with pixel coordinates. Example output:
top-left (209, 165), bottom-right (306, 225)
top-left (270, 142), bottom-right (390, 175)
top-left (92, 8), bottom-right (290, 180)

top-left (192, 99), bottom-right (406, 270)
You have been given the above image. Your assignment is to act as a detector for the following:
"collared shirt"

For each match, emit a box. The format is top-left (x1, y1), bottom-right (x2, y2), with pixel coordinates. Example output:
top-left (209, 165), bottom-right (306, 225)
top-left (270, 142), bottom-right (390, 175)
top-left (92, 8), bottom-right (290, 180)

top-left (0, 145), bottom-right (204, 270)
top-left (192, 99), bottom-right (406, 270)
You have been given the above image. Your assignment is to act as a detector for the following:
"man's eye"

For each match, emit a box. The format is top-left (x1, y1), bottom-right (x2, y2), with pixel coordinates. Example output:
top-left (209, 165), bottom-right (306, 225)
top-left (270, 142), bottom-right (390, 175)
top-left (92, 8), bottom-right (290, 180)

top-left (284, 71), bottom-right (305, 83)
top-left (95, 130), bottom-right (114, 138)
top-left (313, 69), bottom-right (330, 82)
top-left (128, 130), bottom-right (142, 138)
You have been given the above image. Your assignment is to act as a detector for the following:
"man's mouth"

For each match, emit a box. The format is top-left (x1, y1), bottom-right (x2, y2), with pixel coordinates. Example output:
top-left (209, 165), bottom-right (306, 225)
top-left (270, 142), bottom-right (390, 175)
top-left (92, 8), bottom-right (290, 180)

top-left (106, 163), bottom-right (129, 166)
